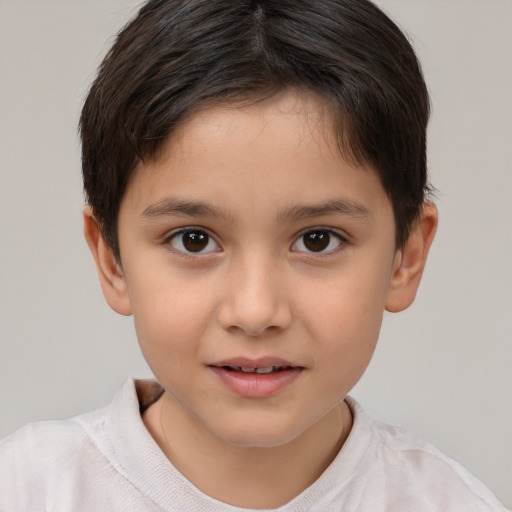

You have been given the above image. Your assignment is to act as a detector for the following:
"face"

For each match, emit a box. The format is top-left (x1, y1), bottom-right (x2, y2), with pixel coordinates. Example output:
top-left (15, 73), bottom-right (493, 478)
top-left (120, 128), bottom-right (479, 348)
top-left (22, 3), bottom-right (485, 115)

top-left (114, 91), bottom-right (402, 448)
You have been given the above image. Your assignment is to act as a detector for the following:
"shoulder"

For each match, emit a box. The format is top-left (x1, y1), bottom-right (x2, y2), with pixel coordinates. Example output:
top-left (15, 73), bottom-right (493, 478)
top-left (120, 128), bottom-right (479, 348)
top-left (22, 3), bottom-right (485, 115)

top-left (0, 405), bottom-right (111, 509)
top-left (0, 406), bottom-right (105, 461)
top-left (0, 379), bottom-right (164, 511)
top-left (345, 398), bottom-right (509, 511)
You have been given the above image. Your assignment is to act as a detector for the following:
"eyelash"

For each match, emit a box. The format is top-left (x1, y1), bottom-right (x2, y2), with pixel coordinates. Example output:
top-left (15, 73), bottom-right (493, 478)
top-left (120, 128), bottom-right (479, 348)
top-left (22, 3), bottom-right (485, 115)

top-left (291, 228), bottom-right (348, 255)
top-left (163, 227), bottom-right (348, 257)
top-left (164, 227), bottom-right (221, 257)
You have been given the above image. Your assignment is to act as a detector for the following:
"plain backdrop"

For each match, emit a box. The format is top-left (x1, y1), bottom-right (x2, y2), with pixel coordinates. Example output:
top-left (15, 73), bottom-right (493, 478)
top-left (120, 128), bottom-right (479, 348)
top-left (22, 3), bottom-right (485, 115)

top-left (0, 0), bottom-right (510, 507)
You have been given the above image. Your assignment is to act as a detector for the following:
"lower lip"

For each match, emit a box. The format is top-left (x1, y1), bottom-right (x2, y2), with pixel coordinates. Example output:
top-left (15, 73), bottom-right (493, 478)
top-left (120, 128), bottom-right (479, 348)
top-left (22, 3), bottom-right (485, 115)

top-left (209, 367), bottom-right (303, 398)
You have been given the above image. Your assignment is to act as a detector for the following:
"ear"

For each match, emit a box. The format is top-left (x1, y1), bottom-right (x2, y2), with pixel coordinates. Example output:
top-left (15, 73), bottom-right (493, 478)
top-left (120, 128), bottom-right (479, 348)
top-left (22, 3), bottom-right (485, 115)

top-left (83, 206), bottom-right (132, 316)
top-left (385, 202), bottom-right (438, 313)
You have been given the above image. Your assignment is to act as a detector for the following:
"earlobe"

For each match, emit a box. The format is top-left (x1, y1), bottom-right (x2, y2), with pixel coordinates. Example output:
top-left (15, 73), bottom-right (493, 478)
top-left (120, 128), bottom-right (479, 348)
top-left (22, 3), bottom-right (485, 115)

top-left (83, 207), bottom-right (132, 316)
top-left (385, 202), bottom-right (438, 313)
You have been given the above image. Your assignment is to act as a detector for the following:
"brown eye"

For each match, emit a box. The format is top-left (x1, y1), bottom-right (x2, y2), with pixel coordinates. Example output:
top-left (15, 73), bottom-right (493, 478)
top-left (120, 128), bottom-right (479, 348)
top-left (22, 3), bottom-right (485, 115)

top-left (183, 231), bottom-right (208, 251)
top-left (292, 229), bottom-right (344, 253)
top-left (170, 229), bottom-right (219, 254)
top-left (303, 231), bottom-right (330, 251)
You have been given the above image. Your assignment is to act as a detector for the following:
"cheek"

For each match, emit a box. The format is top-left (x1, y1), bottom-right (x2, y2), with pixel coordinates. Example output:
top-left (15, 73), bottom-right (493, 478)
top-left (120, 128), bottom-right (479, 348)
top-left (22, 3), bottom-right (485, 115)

top-left (312, 298), bottom-right (382, 401)
top-left (298, 267), bottom-right (388, 385)
top-left (300, 263), bottom-right (389, 338)
top-left (127, 274), bottom-right (216, 364)
top-left (132, 297), bottom-right (207, 398)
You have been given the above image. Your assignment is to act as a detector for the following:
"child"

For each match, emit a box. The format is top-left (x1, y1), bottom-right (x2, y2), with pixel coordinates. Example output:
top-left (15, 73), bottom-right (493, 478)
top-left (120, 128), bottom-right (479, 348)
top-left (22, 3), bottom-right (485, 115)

top-left (0, 0), bottom-right (509, 510)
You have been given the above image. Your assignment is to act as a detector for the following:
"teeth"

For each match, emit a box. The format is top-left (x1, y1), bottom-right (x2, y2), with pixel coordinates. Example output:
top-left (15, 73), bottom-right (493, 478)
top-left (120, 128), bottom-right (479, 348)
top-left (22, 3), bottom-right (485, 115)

top-left (237, 366), bottom-right (279, 374)
top-left (256, 366), bottom-right (274, 374)
top-left (226, 365), bottom-right (290, 373)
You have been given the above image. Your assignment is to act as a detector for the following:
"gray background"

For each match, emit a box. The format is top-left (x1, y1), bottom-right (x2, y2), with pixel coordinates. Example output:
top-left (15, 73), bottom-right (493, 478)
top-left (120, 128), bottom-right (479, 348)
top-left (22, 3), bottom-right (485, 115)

top-left (0, 0), bottom-right (510, 507)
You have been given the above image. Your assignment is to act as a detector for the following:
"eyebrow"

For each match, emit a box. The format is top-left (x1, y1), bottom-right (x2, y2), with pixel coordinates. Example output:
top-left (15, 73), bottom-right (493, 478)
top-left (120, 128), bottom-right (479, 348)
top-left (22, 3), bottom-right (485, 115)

top-left (141, 198), bottom-right (233, 221)
top-left (141, 197), bottom-right (371, 223)
top-left (278, 199), bottom-right (372, 222)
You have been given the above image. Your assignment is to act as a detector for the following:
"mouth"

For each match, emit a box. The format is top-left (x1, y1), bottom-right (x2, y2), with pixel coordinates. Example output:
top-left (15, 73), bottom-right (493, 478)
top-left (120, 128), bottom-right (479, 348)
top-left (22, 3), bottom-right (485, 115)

top-left (216, 364), bottom-right (295, 374)
top-left (208, 358), bottom-right (304, 398)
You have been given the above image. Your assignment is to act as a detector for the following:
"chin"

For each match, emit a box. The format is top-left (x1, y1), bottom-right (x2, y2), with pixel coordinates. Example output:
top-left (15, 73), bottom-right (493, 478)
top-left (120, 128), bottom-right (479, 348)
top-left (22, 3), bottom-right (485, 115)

top-left (212, 416), bottom-right (304, 449)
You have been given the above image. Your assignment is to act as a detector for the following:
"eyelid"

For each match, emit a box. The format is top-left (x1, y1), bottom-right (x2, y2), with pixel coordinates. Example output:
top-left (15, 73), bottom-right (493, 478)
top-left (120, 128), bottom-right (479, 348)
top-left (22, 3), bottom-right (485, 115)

top-left (164, 226), bottom-right (222, 256)
top-left (291, 226), bottom-right (348, 254)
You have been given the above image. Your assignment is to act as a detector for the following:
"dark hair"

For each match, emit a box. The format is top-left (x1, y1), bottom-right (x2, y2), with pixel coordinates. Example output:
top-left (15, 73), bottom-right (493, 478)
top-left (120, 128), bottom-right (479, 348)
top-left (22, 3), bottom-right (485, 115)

top-left (80, 0), bottom-right (430, 259)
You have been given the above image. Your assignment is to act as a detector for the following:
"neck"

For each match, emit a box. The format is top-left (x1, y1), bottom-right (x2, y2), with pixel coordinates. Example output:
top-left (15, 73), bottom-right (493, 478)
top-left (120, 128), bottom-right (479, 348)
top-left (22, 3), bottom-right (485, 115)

top-left (143, 394), bottom-right (353, 508)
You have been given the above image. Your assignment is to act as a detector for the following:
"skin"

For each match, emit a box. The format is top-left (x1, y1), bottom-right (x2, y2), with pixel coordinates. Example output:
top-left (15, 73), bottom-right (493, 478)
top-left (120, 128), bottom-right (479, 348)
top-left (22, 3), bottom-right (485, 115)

top-left (84, 90), bottom-right (437, 508)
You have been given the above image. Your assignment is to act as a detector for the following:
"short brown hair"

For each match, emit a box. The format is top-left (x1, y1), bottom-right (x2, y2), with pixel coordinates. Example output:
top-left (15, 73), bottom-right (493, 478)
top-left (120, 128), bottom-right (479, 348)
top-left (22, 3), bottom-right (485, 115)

top-left (80, 0), bottom-right (431, 259)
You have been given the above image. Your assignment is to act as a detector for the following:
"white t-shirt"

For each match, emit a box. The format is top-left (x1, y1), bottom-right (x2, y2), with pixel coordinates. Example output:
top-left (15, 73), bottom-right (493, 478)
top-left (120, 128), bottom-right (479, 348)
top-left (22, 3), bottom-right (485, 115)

top-left (0, 378), bottom-right (508, 511)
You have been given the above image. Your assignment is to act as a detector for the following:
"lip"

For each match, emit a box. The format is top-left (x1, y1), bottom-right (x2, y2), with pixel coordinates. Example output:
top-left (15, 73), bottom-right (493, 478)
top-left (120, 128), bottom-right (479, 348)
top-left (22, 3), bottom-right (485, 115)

top-left (209, 356), bottom-right (299, 369)
top-left (208, 357), bottom-right (304, 398)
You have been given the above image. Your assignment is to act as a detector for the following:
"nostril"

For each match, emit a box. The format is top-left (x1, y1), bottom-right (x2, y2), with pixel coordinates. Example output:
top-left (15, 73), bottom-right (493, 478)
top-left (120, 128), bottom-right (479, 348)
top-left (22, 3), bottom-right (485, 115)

top-left (216, 289), bottom-right (293, 336)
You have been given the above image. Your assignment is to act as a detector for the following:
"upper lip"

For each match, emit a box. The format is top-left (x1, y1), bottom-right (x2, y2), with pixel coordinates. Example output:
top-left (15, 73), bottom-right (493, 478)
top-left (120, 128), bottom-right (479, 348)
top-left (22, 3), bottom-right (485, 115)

top-left (208, 356), bottom-right (301, 370)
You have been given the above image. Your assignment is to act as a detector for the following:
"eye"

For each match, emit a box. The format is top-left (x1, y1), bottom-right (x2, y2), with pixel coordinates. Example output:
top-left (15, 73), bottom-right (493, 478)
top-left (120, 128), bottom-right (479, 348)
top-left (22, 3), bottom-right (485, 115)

top-left (168, 229), bottom-right (220, 254)
top-left (292, 229), bottom-right (345, 254)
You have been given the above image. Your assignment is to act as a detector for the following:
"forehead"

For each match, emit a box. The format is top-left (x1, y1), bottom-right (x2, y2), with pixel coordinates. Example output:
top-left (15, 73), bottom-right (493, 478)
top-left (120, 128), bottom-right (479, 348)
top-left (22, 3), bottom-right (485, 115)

top-left (120, 90), bottom-right (390, 222)
top-left (165, 91), bottom-right (338, 165)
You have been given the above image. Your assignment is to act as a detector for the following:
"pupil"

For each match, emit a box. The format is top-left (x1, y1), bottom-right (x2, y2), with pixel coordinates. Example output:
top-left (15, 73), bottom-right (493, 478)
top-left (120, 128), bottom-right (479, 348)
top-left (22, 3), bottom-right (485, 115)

top-left (183, 231), bottom-right (208, 252)
top-left (304, 231), bottom-right (330, 252)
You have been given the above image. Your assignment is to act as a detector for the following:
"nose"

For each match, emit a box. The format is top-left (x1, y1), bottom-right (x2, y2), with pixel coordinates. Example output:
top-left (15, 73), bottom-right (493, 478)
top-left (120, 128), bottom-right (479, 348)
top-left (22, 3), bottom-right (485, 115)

top-left (217, 253), bottom-right (292, 337)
